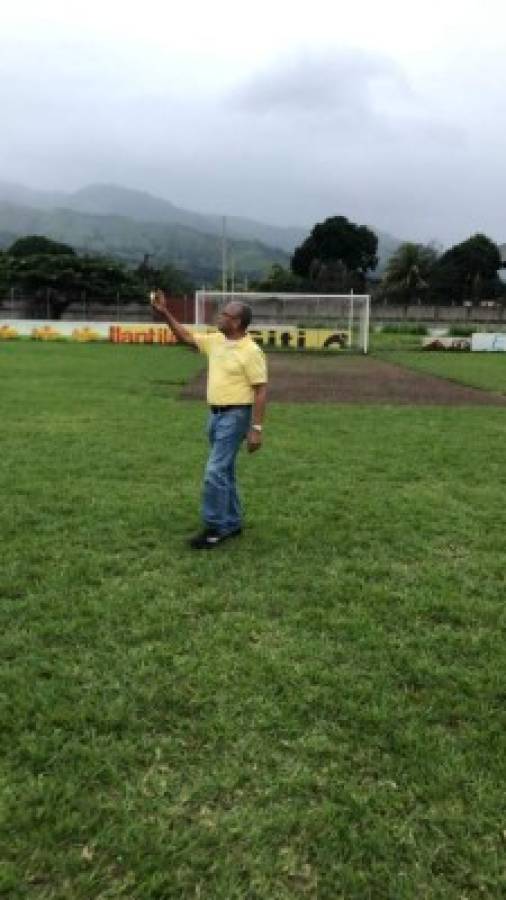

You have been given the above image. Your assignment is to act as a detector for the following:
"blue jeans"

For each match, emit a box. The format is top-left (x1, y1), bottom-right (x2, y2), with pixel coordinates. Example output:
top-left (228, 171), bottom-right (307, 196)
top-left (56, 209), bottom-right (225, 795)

top-left (202, 406), bottom-right (252, 535)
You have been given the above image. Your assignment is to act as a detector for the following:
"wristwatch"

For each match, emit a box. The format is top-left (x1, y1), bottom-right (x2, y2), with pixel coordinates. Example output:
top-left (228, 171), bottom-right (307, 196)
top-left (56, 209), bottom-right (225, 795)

top-left (251, 424), bottom-right (263, 433)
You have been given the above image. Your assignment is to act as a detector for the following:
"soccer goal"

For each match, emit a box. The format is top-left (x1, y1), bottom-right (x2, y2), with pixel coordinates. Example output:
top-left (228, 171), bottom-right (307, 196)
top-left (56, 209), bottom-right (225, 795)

top-left (194, 291), bottom-right (371, 353)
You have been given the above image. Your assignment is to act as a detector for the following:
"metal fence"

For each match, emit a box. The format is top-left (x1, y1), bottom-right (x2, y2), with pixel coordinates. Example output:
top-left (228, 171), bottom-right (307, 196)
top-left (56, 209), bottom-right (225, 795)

top-left (1, 294), bottom-right (505, 325)
top-left (0, 295), bottom-right (195, 323)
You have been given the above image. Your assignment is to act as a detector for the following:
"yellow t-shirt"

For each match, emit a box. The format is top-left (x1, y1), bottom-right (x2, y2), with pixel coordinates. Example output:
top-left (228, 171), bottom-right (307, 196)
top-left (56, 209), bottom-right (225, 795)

top-left (193, 331), bottom-right (267, 405)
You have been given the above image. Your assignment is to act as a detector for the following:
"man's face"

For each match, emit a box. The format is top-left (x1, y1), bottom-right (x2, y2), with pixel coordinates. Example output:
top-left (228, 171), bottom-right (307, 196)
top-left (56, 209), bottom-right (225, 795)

top-left (217, 303), bottom-right (241, 336)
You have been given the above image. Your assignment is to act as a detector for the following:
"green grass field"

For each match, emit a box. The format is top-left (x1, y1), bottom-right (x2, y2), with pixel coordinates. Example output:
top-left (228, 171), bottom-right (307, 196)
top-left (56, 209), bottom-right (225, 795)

top-left (1, 343), bottom-right (506, 899)
top-left (376, 350), bottom-right (506, 395)
top-left (369, 328), bottom-right (506, 355)
top-left (369, 331), bottom-right (428, 352)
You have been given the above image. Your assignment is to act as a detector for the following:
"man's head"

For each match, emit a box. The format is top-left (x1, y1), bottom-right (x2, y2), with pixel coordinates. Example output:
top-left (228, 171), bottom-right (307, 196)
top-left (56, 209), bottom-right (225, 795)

top-left (217, 301), bottom-right (252, 338)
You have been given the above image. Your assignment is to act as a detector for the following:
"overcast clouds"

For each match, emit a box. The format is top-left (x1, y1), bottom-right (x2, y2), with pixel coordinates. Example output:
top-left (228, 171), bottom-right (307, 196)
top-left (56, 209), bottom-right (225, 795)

top-left (2, 0), bottom-right (506, 245)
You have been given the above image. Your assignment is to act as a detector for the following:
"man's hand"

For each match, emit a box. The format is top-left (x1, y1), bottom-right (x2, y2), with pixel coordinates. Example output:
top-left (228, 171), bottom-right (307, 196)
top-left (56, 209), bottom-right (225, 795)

top-left (248, 384), bottom-right (267, 453)
top-left (150, 289), bottom-right (167, 316)
top-left (149, 291), bottom-right (197, 347)
top-left (247, 428), bottom-right (263, 453)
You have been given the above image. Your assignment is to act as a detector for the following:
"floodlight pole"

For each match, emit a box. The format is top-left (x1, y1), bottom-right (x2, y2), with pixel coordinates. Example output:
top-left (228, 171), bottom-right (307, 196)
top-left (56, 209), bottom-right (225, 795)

top-left (222, 216), bottom-right (228, 294)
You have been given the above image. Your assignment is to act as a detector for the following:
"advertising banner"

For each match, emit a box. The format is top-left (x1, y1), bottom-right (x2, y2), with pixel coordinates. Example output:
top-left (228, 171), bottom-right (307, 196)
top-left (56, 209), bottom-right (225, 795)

top-left (422, 336), bottom-right (471, 351)
top-left (109, 324), bottom-right (350, 350)
top-left (1, 320), bottom-right (350, 350)
top-left (0, 320), bottom-right (110, 339)
top-left (471, 333), bottom-right (506, 352)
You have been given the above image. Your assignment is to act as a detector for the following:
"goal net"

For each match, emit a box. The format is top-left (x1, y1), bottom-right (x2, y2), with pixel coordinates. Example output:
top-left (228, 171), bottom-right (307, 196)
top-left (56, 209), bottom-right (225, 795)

top-left (194, 291), bottom-right (371, 353)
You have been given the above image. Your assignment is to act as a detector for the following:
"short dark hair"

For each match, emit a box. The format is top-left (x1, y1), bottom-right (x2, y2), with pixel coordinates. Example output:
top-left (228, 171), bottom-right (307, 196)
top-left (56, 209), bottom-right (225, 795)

top-left (237, 303), bottom-right (252, 329)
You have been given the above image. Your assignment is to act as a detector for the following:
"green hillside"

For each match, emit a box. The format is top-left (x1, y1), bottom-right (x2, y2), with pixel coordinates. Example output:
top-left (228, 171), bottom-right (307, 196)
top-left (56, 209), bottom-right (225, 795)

top-left (0, 182), bottom-right (406, 274)
top-left (0, 202), bottom-right (289, 283)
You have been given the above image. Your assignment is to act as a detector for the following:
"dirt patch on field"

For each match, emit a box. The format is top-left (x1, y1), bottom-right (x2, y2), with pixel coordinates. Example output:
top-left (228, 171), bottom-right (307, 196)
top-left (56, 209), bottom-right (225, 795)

top-left (180, 353), bottom-right (506, 406)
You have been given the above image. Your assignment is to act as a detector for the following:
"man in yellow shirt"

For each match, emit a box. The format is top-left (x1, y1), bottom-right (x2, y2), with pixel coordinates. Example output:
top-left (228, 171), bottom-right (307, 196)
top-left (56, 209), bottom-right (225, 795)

top-left (151, 292), bottom-right (268, 549)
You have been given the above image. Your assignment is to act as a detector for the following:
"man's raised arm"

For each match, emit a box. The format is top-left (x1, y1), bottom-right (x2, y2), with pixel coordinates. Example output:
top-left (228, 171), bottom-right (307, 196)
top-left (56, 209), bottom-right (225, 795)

top-left (150, 290), bottom-right (198, 348)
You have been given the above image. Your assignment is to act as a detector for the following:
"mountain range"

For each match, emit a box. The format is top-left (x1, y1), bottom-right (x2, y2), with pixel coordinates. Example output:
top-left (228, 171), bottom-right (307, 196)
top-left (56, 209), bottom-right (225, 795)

top-left (0, 181), bottom-right (403, 281)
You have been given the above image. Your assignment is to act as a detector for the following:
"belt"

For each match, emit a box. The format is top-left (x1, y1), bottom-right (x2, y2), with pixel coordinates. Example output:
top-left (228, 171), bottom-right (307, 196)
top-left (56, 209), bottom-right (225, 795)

top-left (210, 404), bottom-right (252, 414)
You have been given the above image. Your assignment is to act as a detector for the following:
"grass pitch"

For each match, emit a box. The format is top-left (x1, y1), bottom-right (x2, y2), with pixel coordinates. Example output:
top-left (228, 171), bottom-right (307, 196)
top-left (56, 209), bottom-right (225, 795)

top-left (1, 342), bottom-right (505, 899)
top-left (377, 349), bottom-right (506, 395)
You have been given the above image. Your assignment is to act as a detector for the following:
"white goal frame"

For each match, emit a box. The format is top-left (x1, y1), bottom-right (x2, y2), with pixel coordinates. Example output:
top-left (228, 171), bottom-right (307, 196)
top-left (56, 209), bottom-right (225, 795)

top-left (194, 291), bottom-right (371, 353)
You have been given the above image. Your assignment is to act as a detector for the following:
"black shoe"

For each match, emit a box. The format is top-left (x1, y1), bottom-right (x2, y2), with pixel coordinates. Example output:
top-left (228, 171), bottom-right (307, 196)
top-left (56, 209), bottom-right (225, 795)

top-left (189, 527), bottom-right (242, 550)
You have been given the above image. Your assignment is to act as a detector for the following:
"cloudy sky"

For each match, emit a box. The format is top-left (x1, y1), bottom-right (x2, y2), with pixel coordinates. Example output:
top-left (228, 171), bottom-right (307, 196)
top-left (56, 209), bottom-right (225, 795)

top-left (2, 0), bottom-right (506, 245)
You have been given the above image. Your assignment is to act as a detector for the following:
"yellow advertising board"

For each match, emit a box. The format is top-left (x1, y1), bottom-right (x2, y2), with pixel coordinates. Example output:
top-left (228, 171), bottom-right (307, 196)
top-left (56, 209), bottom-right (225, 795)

top-left (0, 325), bottom-right (18, 339)
top-left (109, 325), bottom-right (349, 350)
top-left (109, 325), bottom-right (178, 344)
top-left (0, 321), bottom-right (351, 349)
top-left (248, 327), bottom-right (349, 350)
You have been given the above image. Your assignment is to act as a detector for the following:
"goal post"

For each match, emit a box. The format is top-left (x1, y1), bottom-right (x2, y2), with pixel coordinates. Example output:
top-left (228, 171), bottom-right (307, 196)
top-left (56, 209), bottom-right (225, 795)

top-left (194, 291), bottom-right (371, 353)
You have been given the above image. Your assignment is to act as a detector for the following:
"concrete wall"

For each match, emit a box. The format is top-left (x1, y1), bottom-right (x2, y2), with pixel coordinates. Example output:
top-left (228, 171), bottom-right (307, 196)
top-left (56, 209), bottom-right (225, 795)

top-left (1, 296), bottom-right (505, 325)
top-left (372, 304), bottom-right (505, 324)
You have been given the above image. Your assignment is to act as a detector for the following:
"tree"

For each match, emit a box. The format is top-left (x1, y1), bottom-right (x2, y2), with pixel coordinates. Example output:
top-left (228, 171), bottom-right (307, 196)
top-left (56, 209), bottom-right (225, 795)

top-left (429, 233), bottom-right (502, 304)
top-left (9, 236), bottom-right (76, 258)
top-left (291, 216), bottom-right (378, 291)
top-left (134, 259), bottom-right (194, 297)
top-left (252, 264), bottom-right (304, 292)
top-left (380, 242), bottom-right (437, 304)
top-left (0, 236), bottom-right (146, 318)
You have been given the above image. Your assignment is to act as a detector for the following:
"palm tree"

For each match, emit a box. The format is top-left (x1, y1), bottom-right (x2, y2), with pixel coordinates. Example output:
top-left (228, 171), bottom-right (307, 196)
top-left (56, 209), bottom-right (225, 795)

top-left (382, 242), bottom-right (438, 304)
